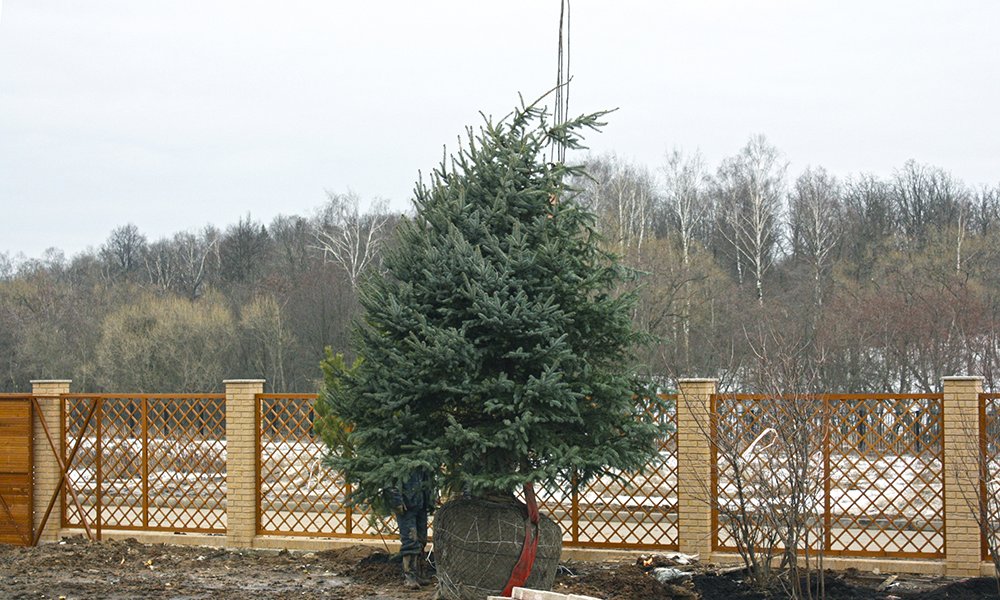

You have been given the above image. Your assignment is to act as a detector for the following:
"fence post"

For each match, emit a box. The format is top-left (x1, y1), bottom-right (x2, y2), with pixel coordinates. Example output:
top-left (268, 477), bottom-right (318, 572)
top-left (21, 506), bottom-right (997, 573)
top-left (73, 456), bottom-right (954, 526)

top-left (30, 379), bottom-right (72, 542)
top-left (225, 379), bottom-right (264, 548)
top-left (942, 375), bottom-right (983, 576)
top-left (676, 378), bottom-right (716, 558)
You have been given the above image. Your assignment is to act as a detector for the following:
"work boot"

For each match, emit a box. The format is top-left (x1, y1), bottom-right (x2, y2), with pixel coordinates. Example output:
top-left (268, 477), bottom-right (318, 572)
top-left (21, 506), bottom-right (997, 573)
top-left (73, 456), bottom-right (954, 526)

top-left (415, 555), bottom-right (433, 586)
top-left (402, 555), bottom-right (420, 589)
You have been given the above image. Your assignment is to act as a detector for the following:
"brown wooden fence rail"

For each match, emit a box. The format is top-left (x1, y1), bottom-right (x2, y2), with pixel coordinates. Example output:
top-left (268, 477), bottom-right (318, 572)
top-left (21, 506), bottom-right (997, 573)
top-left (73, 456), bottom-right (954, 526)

top-left (712, 393), bottom-right (945, 558)
top-left (61, 394), bottom-right (227, 535)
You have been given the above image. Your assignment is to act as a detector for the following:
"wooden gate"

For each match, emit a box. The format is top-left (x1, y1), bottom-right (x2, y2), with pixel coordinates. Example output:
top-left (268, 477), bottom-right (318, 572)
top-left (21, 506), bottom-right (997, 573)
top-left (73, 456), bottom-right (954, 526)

top-left (0, 395), bottom-right (33, 545)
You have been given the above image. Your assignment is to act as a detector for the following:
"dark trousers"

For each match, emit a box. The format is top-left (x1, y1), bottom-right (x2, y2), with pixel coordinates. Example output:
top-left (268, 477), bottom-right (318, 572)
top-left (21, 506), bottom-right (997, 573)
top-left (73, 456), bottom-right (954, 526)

top-left (396, 507), bottom-right (428, 555)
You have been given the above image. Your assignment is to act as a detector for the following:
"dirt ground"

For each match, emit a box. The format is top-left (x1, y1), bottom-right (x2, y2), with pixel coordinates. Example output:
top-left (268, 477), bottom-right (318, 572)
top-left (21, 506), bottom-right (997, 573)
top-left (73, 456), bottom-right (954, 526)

top-left (0, 536), bottom-right (997, 600)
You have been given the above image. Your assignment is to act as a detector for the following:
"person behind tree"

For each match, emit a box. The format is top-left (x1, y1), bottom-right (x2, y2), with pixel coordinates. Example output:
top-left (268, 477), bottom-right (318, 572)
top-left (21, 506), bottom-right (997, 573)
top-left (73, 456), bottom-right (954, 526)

top-left (385, 469), bottom-right (434, 588)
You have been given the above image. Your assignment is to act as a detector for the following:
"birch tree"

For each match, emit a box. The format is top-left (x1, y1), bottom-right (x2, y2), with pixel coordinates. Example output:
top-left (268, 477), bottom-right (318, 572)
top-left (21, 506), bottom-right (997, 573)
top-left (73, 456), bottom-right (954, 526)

top-left (172, 228), bottom-right (218, 300)
top-left (660, 149), bottom-right (711, 361)
top-left (578, 155), bottom-right (656, 260)
top-left (661, 149), bottom-right (710, 267)
top-left (714, 136), bottom-right (786, 304)
top-left (312, 191), bottom-right (392, 290)
top-left (789, 166), bottom-right (842, 308)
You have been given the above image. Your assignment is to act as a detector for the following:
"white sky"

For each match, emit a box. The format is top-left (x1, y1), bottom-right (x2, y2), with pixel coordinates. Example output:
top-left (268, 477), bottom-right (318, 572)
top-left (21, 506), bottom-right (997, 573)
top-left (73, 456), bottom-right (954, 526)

top-left (1, 1), bottom-right (998, 261)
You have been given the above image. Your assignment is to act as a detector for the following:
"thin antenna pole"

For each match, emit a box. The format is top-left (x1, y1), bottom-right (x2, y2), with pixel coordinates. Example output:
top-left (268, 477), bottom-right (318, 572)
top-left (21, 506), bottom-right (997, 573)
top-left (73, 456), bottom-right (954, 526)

top-left (565, 0), bottom-right (571, 147)
top-left (553, 0), bottom-right (571, 164)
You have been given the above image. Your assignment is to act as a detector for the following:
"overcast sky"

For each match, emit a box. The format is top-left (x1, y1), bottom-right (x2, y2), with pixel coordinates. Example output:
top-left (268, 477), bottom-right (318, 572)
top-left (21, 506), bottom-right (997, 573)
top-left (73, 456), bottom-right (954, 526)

top-left (1, 1), bottom-right (998, 261)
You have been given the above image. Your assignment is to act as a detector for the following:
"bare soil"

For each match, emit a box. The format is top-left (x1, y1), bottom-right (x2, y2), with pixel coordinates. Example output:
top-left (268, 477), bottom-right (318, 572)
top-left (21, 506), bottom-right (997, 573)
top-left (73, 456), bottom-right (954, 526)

top-left (0, 536), bottom-right (996, 600)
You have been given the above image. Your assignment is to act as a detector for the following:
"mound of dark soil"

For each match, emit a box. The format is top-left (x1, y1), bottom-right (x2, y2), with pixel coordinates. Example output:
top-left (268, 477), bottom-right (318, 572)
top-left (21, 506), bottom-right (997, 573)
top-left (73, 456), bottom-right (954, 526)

top-left (555, 563), bottom-right (698, 600)
top-left (316, 544), bottom-right (381, 564)
top-left (347, 550), bottom-right (436, 588)
top-left (913, 577), bottom-right (1000, 599)
top-left (350, 551), bottom-right (401, 585)
top-left (693, 570), bottom-right (915, 600)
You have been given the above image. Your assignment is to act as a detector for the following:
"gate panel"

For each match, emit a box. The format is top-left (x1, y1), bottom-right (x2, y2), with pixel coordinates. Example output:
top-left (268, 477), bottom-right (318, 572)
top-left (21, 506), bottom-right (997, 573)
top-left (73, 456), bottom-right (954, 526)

top-left (0, 396), bottom-right (33, 545)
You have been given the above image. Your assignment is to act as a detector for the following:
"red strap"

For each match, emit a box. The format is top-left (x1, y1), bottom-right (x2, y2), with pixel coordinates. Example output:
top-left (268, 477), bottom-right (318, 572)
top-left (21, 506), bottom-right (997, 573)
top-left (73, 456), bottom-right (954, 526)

top-left (502, 483), bottom-right (541, 597)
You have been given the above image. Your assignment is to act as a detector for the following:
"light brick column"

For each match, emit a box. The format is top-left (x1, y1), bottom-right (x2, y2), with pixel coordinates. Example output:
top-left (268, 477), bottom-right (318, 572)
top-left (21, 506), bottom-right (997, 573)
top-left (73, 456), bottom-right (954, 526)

top-left (676, 378), bottom-right (717, 558)
top-left (942, 376), bottom-right (984, 576)
top-left (30, 379), bottom-right (72, 542)
top-left (224, 379), bottom-right (264, 548)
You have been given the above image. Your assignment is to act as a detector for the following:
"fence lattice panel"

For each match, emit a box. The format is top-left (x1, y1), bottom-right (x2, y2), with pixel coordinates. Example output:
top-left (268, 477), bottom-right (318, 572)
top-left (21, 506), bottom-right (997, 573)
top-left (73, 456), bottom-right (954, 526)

top-left (982, 394), bottom-right (1000, 560)
top-left (713, 393), bottom-right (944, 558)
top-left (258, 394), bottom-right (677, 548)
top-left (825, 394), bottom-right (943, 556)
top-left (62, 394), bottom-right (227, 534)
top-left (566, 394), bottom-right (678, 549)
top-left (257, 394), bottom-right (387, 538)
top-left (713, 395), bottom-right (826, 552)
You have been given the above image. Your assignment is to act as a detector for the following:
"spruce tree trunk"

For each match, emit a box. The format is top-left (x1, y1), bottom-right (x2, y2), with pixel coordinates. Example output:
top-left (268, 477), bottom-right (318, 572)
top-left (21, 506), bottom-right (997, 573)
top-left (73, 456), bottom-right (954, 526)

top-left (433, 497), bottom-right (562, 600)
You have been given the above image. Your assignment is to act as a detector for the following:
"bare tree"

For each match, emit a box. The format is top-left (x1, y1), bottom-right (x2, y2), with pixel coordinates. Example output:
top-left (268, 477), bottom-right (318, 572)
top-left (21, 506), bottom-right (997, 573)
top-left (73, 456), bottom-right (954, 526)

top-left (577, 155), bottom-right (656, 260)
top-left (713, 324), bottom-right (828, 599)
top-left (269, 214), bottom-right (314, 275)
top-left (238, 294), bottom-right (292, 392)
top-left (100, 223), bottom-right (147, 282)
top-left (312, 191), bottom-right (391, 290)
top-left (143, 238), bottom-right (177, 293)
top-left (955, 193), bottom-right (973, 274)
top-left (94, 292), bottom-right (235, 392)
top-left (219, 215), bottom-right (271, 285)
top-left (840, 175), bottom-right (894, 283)
top-left (971, 185), bottom-right (1000, 236)
top-left (172, 228), bottom-right (218, 300)
top-left (789, 167), bottom-right (842, 310)
top-left (659, 149), bottom-right (711, 362)
top-left (953, 394), bottom-right (1000, 593)
top-left (0, 252), bottom-right (13, 281)
top-left (891, 160), bottom-right (967, 246)
top-left (661, 149), bottom-right (711, 267)
top-left (713, 136), bottom-right (786, 304)
top-left (981, 422), bottom-right (1000, 591)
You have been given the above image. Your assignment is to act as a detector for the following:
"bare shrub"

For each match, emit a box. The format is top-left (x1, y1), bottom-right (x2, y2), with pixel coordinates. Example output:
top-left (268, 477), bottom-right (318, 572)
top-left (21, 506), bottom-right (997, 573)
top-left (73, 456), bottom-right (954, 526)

top-left (712, 326), bottom-right (828, 599)
top-left (968, 394), bottom-right (1000, 590)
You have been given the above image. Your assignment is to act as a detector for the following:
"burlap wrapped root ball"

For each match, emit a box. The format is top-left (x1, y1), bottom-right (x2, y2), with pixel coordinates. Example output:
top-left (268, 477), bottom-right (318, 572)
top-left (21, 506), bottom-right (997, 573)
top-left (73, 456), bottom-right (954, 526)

top-left (433, 498), bottom-right (562, 600)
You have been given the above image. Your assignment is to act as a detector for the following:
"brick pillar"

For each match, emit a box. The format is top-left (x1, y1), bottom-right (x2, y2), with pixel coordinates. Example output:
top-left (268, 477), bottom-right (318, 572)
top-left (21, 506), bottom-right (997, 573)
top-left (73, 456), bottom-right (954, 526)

top-left (224, 379), bottom-right (264, 548)
top-left (942, 376), bottom-right (984, 576)
top-left (30, 379), bottom-right (71, 542)
top-left (676, 378), bottom-right (716, 558)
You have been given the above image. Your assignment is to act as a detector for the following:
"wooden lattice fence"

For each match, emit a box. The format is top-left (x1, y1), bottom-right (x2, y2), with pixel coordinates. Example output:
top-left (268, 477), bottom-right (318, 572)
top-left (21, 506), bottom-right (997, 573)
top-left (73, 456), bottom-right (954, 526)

top-left (712, 393), bottom-right (944, 558)
top-left (256, 393), bottom-right (679, 550)
top-left (61, 394), bottom-right (227, 534)
top-left (39, 381), bottom-right (997, 570)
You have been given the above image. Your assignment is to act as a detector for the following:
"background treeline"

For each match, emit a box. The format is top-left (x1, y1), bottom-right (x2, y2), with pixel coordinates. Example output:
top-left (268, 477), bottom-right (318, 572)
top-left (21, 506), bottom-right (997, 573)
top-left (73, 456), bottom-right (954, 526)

top-left (2, 136), bottom-right (998, 393)
top-left (0, 192), bottom-right (394, 393)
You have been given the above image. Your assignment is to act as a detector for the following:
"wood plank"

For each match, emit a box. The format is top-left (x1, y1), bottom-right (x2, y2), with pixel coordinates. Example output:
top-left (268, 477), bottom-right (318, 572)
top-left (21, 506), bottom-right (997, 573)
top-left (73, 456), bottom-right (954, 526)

top-left (0, 452), bottom-right (30, 472)
top-left (0, 399), bottom-right (32, 545)
top-left (0, 403), bottom-right (30, 420)
top-left (0, 502), bottom-right (31, 522)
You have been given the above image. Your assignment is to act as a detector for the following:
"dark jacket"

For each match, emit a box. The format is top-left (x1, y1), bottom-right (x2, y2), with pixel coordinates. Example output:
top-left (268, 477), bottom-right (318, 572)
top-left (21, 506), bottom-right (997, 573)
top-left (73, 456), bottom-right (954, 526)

top-left (386, 470), bottom-right (434, 512)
